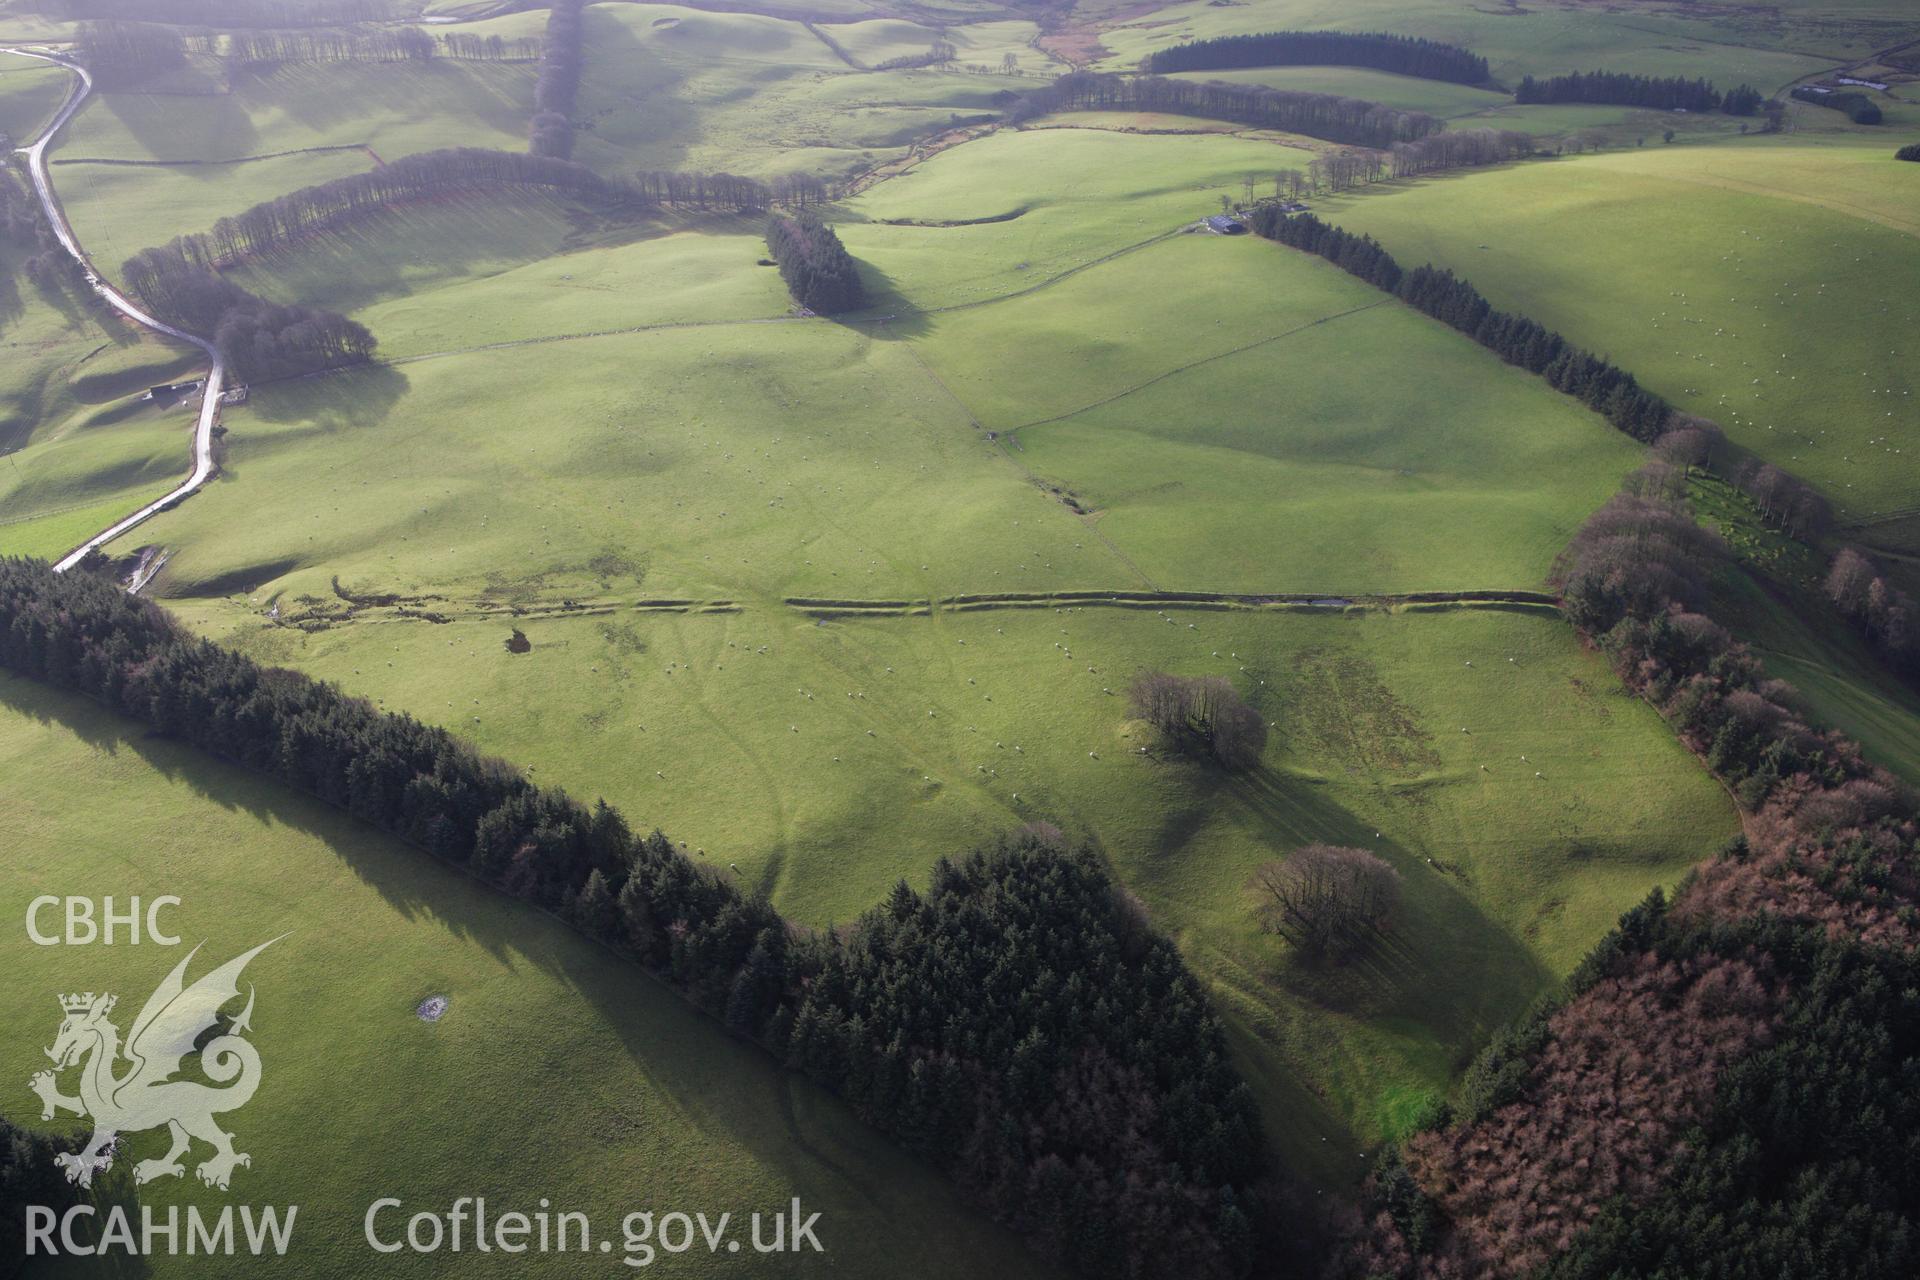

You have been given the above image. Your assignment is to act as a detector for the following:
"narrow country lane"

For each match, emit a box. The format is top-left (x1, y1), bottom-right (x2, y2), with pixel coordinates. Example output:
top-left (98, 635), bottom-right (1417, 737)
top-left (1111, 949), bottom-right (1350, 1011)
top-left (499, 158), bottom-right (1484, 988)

top-left (5, 47), bottom-right (226, 574)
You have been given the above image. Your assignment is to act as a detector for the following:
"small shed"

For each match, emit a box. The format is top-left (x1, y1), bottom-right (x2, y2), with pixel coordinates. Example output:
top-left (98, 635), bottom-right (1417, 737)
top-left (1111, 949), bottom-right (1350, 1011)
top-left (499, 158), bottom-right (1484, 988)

top-left (1206, 214), bottom-right (1246, 234)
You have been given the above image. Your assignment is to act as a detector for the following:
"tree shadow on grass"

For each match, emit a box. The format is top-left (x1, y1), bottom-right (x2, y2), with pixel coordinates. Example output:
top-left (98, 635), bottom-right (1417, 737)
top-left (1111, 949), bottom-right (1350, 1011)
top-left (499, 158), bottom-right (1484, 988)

top-left (242, 60), bottom-right (536, 150)
top-left (0, 673), bottom-right (1062, 1274)
top-left (229, 193), bottom-right (665, 319)
top-left (98, 83), bottom-right (259, 164)
top-left (1204, 761), bottom-right (1555, 1076)
top-left (832, 258), bottom-right (934, 341)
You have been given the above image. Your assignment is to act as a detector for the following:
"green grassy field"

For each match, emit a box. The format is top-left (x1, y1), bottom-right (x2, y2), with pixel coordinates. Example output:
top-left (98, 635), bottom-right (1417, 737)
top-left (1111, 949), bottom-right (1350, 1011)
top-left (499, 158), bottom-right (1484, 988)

top-left (0, 57), bottom-right (67, 143)
top-left (61, 57), bottom-right (536, 167)
top-left (8, 0), bottom-right (1867, 1245)
top-left (1168, 65), bottom-right (1512, 118)
top-left (52, 93), bottom-right (1745, 1183)
top-left (1085, 0), bottom-right (1915, 89)
top-left (0, 228), bottom-right (201, 562)
top-left (1328, 138), bottom-right (1920, 527)
top-left (573, 4), bottom-right (1035, 183)
top-left (0, 674), bottom-right (1059, 1279)
top-left (840, 124), bottom-right (1319, 310)
top-left (59, 149), bottom-right (378, 285)
top-left (163, 592), bottom-right (1733, 1183)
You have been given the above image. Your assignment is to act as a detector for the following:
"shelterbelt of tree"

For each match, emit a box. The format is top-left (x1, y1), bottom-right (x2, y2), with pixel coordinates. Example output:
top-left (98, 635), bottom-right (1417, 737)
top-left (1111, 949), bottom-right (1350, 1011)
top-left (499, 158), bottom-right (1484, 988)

top-left (1246, 208), bottom-right (1671, 442)
top-left (1143, 30), bottom-right (1489, 86)
top-left (1013, 72), bottom-right (1443, 149)
top-left (1514, 71), bottom-right (1733, 113)
top-left (127, 148), bottom-right (771, 271)
top-left (0, 557), bottom-right (1267, 1280)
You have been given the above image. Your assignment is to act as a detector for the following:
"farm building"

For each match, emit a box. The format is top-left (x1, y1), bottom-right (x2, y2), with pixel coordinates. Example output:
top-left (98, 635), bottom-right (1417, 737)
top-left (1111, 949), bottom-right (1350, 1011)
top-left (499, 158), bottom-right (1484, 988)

top-left (1206, 214), bottom-right (1247, 234)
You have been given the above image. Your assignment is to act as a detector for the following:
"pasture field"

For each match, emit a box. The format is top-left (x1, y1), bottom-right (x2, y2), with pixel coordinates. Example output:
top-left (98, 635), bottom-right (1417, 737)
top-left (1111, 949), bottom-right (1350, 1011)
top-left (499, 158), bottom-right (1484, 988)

top-left (241, 208), bottom-right (792, 359)
top-left (840, 125), bottom-right (1320, 310)
top-left (168, 594), bottom-right (1734, 1182)
top-left (901, 234), bottom-right (1643, 592)
top-left (58, 149), bottom-right (377, 285)
top-left (1328, 139), bottom-right (1920, 527)
top-left (101, 319), bottom-right (1119, 606)
top-left (8, 0), bottom-right (1890, 1245)
top-left (0, 232), bottom-right (200, 563)
top-left (575, 5), bottom-right (1033, 181)
top-left (60, 58), bottom-right (536, 167)
top-left (1168, 65), bottom-right (1512, 119)
top-left (1084, 0), bottom-right (1914, 88)
top-left (1164, 67), bottom-right (1765, 146)
top-left (0, 674), bottom-right (1058, 1279)
top-left (0, 57), bottom-right (66, 142)
top-left (826, 18), bottom-right (1042, 71)
top-left (78, 105), bottom-right (1736, 1183)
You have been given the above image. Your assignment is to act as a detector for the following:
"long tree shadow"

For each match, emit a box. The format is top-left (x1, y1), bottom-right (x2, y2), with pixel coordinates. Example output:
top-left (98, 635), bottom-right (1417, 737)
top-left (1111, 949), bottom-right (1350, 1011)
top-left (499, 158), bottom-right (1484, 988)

top-left (1212, 762), bottom-right (1556, 1070)
top-left (0, 673), bottom-right (1062, 1274)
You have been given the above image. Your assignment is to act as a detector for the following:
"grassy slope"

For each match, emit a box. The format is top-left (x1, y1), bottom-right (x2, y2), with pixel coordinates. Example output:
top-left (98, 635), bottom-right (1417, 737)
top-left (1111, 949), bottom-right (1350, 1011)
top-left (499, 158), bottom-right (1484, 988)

top-left (0, 675), bottom-right (1057, 1279)
top-left (0, 58), bottom-right (68, 142)
top-left (81, 108), bottom-right (1738, 1178)
top-left (7, 1), bottom-right (1766, 1208)
top-left (168, 595), bottom-right (1733, 1184)
top-left (59, 149), bottom-right (377, 286)
top-left (60, 58), bottom-right (535, 166)
top-left (0, 232), bottom-right (198, 560)
top-left (575, 3), bottom-right (1033, 181)
top-left (1086, 0), bottom-right (1915, 87)
top-left (1329, 139), bottom-right (1920, 526)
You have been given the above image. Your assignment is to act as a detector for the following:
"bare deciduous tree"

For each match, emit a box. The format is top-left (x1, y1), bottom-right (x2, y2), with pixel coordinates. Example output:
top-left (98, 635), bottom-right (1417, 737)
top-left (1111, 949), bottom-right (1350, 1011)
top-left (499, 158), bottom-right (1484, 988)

top-left (1128, 671), bottom-right (1268, 770)
top-left (1253, 844), bottom-right (1399, 960)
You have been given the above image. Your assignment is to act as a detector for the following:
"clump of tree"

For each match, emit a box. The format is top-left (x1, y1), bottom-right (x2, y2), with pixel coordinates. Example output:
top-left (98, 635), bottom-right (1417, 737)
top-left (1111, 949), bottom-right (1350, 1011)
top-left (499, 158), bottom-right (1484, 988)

top-left (1826, 547), bottom-right (1916, 674)
top-left (531, 0), bottom-right (586, 158)
top-left (786, 837), bottom-right (1267, 1277)
top-left (764, 213), bottom-right (866, 313)
top-left (1129, 670), bottom-right (1267, 770)
top-left (1144, 30), bottom-right (1488, 86)
top-left (0, 557), bottom-right (1268, 1280)
top-left (1898, 142), bottom-right (1920, 162)
top-left (1791, 86), bottom-right (1883, 124)
top-left (873, 33), bottom-right (957, 71)
top-left (1726, 455), bottom-right (1830, 540)
top-left (1386, 128), bottom-right (1533, 178)
top-left (1651, 417), bottom-right (1724, 475)
top-left (1722, 82), bottom-right (1765, 115)
top-left (1551, 488), bottom-right (1726, 634)
top-left (1270, 130), bottom-right (1532, 200)
top-left (121, 244), bottom-right (375, 381)
top-left (1248, 210), bottom-right (1672, 441)
top-left (1012, 72), bottom-right (1442, 149)
top-left (74, 19), bottom-right (187, 87)
top-left (1515, 71), bottom-right (1722, 112)
top-left (1253, 844), bottom-right (1399, 961)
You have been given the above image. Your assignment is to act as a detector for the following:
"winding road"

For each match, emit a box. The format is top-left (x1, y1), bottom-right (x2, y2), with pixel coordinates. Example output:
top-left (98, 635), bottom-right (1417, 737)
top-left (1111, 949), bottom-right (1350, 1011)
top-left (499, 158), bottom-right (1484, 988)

top-left (6, 47), bottom-right (225, 574)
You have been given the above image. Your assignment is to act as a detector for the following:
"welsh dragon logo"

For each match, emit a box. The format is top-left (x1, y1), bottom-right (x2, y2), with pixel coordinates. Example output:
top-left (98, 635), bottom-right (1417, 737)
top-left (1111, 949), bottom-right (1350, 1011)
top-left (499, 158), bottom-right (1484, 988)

top-left (29, 939), bottom-right (279, 1191)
